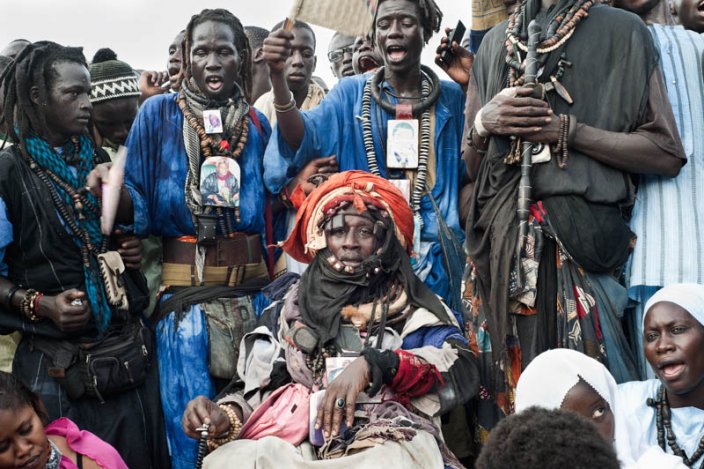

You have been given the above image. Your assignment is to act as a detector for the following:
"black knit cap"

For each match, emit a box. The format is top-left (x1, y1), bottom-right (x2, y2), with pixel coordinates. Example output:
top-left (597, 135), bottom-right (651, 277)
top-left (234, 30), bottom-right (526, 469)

top-left (89, 48), bottom-right (140, 103)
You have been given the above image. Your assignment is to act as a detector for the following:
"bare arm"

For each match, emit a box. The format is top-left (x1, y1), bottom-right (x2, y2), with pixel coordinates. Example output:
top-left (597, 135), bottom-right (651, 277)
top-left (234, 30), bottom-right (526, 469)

top-left (262, 29), bottom-right (305, 151)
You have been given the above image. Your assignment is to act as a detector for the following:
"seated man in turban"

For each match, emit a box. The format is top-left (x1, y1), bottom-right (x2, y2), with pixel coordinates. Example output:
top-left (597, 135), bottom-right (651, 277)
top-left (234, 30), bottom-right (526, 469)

top-left (182, 171), bottom-right (478, 468)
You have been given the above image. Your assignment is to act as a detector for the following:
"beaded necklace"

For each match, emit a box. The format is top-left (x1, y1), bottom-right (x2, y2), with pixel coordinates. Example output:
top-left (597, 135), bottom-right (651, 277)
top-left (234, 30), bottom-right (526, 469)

top-left (20, 140), bottom-right (107, 267)
top-left (178, 92), bottom-right (249, 226)
top-left (648, 385), bottom-right (704, 468)
top-left (361, 65), bottom-right (439, 232)
top-left (504, 0), bottom-right (596, 86)
top-left (178, 95), bottom-right (250, 159)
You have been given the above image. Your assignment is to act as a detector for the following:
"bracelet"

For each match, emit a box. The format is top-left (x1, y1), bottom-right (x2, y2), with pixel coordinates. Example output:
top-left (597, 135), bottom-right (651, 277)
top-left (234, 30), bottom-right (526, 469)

top-left (552, 114), bottom-right (570, 169)
top-left (274, 91), bottom-right (297, 113)
top-left (473, 107), bottom-right (490, 138)
top-left (20, 289), bottom-right (42, 322)
top-left (33, 293), bottom-right (44, 317)
top-left (4, 286), bottom-right (20, 310)
top-left (207, 404), bottom-right (243, 452)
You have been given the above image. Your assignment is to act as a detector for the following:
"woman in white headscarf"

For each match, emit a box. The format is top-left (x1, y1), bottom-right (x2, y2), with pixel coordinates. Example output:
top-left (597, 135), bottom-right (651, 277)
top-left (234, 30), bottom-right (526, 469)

top-left (619, 283), bottom-right (704, 469)
top-left (516, 348), bottom-right (687, 468)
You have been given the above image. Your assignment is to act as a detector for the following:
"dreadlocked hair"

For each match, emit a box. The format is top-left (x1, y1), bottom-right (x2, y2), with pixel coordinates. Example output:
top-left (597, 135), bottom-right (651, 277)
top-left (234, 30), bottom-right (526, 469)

top-left (181, 8), bottom-right (252, 103)
top-left (0, 371), bottom-right (49, 426)
top-left (0, 41), bottom-right (87, 145)
top-left (375, 0), bottom-right (443, 44)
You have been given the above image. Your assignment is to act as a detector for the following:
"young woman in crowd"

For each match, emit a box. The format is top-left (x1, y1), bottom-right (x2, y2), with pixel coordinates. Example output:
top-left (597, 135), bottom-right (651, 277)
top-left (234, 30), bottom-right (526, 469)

top-left (0, 371), bottom-right (128, 469)
top-left (515, 348), bottom-right (686, 468)
top-left (181, 172), bottom-right (478, 468)
top-left (619, 284), bottom-right (704, 468)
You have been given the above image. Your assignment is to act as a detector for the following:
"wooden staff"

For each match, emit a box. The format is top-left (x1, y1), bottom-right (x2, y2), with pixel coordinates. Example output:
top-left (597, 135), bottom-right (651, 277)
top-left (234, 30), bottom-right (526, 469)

top-left (515, 20), bottom-right (542, 287)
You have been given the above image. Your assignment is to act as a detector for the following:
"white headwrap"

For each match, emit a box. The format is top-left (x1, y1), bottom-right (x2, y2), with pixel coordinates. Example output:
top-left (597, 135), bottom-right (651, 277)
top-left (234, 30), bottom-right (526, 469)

top-left (643, 283), bottom-right (704, 327)
top-left (515, 349), bottom-right (635, 467)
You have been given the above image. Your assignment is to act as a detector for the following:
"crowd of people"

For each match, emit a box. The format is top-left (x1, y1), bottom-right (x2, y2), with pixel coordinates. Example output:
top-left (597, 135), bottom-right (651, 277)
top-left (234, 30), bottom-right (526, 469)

top-left (0, 0), bottom-right (702, 467)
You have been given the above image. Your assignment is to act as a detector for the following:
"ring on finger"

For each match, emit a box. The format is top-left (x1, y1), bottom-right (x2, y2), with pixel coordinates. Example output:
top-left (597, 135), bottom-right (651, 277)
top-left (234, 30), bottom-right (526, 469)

top-left (335, 397), bottom-right (346, 409)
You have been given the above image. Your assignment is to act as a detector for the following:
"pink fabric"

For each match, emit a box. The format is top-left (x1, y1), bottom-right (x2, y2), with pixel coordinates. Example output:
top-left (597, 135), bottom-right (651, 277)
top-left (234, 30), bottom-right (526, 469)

top-left (239, 383), bottom-right (311, 445)
top-left (44, 418), bottom-right (129, 469)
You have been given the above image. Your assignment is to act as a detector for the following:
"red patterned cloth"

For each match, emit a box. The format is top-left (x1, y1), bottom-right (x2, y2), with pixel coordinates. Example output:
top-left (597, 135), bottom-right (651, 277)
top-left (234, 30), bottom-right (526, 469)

top-left (391, 350), bottom-right (444, 407)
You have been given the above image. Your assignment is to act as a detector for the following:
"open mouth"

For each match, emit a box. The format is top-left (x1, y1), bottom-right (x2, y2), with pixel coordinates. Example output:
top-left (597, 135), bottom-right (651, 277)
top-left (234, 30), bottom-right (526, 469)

top-left (386, 45), bottom-right (407, 63)
top-left (205, 76), bottom-right (224, 92)
top-left (658, 361), bottom-right (686, 380)
top-left (359, 55), bottom-right (380, 72)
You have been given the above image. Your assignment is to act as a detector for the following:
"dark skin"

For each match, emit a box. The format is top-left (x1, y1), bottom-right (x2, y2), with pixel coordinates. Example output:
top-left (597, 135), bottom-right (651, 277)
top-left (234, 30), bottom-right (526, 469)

top-left (183, 215), bottom-right (387, 440)
top-left (91, 96), bottom-right (139, 147)
top-left (328, 33), bottom-right (355, 79)
top-left (167, 31), bottom-right (185, 91)
top-left (190, 20), bottom-right (242, 102)
top-left (614, 0), bottom-right (676, 24)
top-left (675, 0), bottom-right (704, 33)
top-left (284, 27), bottom-right (317, 107)
top-left (435, 27), bottom-right (474, 94)
top-left (644, 302), bottom-right (704, 409)
top-left (561, 379), bottom-right (615, 443)
top-left (138, 70), bottom-right (170, 104)
top-left (352, 35), bottom-right (382, 75)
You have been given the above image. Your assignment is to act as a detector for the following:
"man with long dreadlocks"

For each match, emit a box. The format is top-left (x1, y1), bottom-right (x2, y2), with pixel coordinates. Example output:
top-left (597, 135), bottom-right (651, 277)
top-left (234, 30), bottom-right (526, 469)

top-left (182, 171), bottom-right (478, 468)
top-left (0, 41), bottom-right (168, 468)
top-left (90, 8), bottom-right (280, 469)
top-left (262, 0), bottom-right (468, 314)
top-left (462, 0), bottom-right (686, 438)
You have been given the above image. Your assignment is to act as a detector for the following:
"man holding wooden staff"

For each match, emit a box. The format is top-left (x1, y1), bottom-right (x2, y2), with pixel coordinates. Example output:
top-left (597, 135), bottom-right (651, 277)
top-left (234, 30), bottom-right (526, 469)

top-left (461, 0), bottom-right (686, 438)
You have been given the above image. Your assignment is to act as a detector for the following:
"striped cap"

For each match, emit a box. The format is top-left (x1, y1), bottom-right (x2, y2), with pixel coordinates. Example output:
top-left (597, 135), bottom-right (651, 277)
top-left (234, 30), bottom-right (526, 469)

top-left (89, 48), bottom-right (140, 103)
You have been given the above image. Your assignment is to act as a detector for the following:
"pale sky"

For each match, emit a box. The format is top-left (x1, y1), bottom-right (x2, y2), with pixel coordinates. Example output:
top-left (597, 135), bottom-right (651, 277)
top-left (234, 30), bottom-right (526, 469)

top-left (0, 0), bottom-right (468, 88)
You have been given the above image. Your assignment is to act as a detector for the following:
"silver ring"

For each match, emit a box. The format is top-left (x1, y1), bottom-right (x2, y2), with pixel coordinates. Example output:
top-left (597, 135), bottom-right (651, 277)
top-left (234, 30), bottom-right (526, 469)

top-left (335, 398), bottom-right (345, 409)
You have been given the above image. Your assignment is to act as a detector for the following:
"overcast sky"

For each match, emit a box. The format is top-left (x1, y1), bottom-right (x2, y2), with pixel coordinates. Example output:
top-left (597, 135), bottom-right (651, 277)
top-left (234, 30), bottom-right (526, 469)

top-left (0, 0), bottom-right (467, 88)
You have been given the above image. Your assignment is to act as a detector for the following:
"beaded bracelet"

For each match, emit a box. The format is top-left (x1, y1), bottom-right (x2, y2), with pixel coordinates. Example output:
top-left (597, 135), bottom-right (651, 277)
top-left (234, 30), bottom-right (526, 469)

top-left (553, 114), bottom-right (571, 169)
top-left (20, 289), bottom-right (42, 322)
top-left (207, 404), bottom-right (243, 452)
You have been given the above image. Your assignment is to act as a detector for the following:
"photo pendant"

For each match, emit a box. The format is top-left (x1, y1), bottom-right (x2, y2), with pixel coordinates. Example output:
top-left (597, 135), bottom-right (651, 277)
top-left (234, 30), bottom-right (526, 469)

top-left (200, 156), bottom-right (241, 208)
top-left (203, 109), bottom-right (224, 134)
top-left (386, 119), bottom-right (419, 169)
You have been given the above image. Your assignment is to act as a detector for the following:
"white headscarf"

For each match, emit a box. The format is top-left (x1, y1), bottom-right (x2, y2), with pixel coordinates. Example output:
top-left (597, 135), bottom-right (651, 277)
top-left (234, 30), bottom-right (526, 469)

top-left (643, 283), bottom-right (704, 327)
top-left (515, 349), bottom-right (635, 467)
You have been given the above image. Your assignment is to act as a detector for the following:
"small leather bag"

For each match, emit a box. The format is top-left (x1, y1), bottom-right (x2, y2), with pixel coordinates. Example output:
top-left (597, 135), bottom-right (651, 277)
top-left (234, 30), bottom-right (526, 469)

top-left (97, 251), bottom-right (129, 310)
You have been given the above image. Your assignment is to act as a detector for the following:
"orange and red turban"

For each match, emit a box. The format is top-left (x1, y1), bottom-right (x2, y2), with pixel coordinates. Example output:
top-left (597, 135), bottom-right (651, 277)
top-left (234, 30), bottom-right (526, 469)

top-left (283, 171), bottom-right (414, 263)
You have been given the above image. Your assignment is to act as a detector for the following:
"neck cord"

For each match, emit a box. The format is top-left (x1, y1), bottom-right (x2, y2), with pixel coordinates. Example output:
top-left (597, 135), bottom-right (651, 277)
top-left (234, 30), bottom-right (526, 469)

top-left (647, 384), bottom-right (704, 468)
top-left (361, 67), bottom-right (434, 230)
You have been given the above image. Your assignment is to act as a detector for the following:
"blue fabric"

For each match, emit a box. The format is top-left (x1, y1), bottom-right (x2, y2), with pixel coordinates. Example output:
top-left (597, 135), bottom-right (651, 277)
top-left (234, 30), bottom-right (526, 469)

top-left (0, 197), bottom-right (12, 276)
top-left (402, 324), bottom-right (468, 350)
top-left (156, 303), bottom-right (214, 469)
top-left (124, 93), bottom-right (273, 242)
top-left (24, 135), bottom-right (112, 331)
top-left (263, 75), bottom-right (466, 302)
top-left (470, 29), bottom-right (491, 54)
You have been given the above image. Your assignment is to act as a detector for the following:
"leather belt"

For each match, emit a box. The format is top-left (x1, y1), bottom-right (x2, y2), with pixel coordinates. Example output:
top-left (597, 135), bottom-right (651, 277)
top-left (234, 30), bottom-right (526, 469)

top-left (163, 234), bottom-right (262, 267)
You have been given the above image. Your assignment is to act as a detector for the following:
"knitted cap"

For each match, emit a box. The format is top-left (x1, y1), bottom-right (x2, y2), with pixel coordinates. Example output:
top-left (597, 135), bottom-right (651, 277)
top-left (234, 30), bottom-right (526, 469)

top-left (89, 48), bottom-right (140, 103)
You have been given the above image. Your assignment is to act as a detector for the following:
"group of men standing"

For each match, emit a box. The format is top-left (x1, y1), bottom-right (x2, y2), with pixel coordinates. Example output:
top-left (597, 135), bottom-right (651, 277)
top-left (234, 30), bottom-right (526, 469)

top-left (0, 0), bottom-right (702, 466)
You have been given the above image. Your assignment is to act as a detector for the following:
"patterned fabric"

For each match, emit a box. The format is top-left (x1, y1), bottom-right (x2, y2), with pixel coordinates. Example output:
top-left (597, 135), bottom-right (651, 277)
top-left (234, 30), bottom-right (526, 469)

top-left (23, 135), bottom-right (111, 331)
top-left (627, 25), bottom-right (704, 378)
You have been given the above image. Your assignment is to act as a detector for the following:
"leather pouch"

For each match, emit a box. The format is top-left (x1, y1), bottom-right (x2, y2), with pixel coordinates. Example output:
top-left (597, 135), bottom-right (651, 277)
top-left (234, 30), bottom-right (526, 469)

top-left (97, 251), bottom-right (129, 310)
